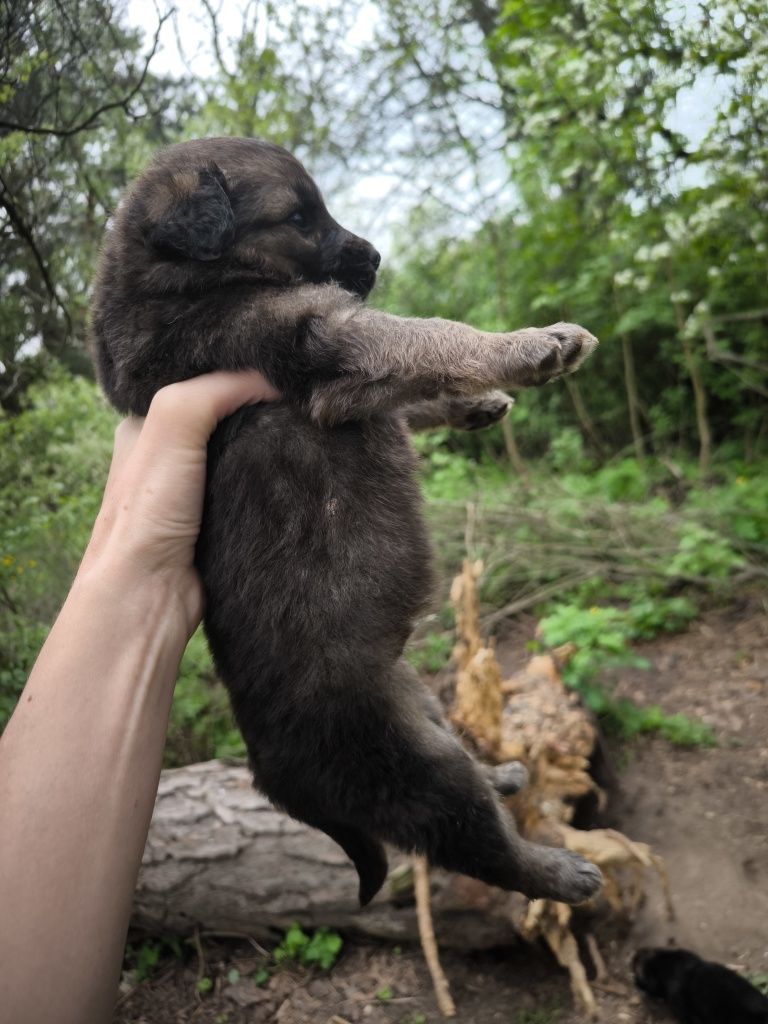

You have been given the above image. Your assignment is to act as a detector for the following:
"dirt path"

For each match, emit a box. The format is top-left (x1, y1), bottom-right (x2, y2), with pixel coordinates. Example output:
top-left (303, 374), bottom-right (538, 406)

top-left (115, 599), bottom-right (768, 1024)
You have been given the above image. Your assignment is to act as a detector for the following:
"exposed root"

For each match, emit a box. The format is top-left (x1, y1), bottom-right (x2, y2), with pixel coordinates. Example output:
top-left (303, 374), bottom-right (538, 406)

top-left (450, 559), bottom-right (503, 758)
top-left (441, 560), bottom-right (673, 1015)
top-left (585, 932), bottom-right (607, 983)
top-left (413, 855), bottom-right (456, 1018)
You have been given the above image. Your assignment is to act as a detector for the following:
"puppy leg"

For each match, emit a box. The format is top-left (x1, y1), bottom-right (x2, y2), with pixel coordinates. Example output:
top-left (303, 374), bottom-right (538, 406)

top-left (242, 284), bottom-right (597, 424)
top-left (379, 715), bottom-right (602, 903)
top-left (402, 391), bottom-right (513, 432)
top-left (417, 684), bottom-right (529, 796)
top-left (307, 311), bottom-right (598, 425)
top-left (362, 670), bottom-right (602, 903)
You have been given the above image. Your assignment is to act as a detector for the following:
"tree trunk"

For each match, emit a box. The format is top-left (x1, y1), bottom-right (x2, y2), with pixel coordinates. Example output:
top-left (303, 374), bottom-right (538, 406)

top-left (501, 416), bottom-right (529, 483)
top-left (564, 378), bottom-right (606, 458)
top-left (613, 286), bottom-right (646, 463)
top-left (668, 273), bottom-right (711, 475)
top-left (132, 760), bottom-right (525, 949)
top-left (621, 334), bottom-right (647, 464)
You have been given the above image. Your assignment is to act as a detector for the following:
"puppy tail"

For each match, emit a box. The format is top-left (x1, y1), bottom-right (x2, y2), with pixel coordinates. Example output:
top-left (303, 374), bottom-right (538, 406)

top-left (322, 822), bottom-right (389, 907)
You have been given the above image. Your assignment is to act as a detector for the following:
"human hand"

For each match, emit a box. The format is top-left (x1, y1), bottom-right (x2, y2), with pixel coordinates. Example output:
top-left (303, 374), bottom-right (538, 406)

top-left (81, 372), bottom-right (280, 636)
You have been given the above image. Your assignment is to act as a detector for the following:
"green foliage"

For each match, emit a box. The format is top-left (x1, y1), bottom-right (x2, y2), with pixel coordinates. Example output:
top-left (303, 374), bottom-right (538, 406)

top-left (124, 935), bottom-right (184, 983)
top-left (0, 374), bottom-right (116, 727)
top-left (547, 429), bottom-right (590, 476)
top-left (376, 985), bottom-right (394, 1001)
top-left (370, 0), bottom-right (768, 465)
top-left (406, 630), bottom-right (453, 674)
top-left (624, 596), bottom-right (698, 640)
top-left (0, 373), bottom-right (245, 767)
top-left (538, 602), bottom-right (715, 747)
top-left (166, 629), bottom-right (245, 768)
top-left (418, 450), bottom-right (761, 748)
top-left (748, 974), bottom-right (768, 998)
top-left (0, 1), bottom-right (187, 405)
top-left (273, 923), bottom-right (343, 971)
top-left (666, 526), bottom-right (745, 580)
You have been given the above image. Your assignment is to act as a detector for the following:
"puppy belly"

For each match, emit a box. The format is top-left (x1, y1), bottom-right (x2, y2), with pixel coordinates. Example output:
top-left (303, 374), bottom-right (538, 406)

top-left (197, 404), bottom-right (433, 703)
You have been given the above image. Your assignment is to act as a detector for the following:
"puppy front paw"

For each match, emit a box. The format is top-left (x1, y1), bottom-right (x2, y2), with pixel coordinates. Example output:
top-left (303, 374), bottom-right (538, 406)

top-left (504, 322), bottom-right (598, 388)
top-left (447, 390), bottom-right (513, 431)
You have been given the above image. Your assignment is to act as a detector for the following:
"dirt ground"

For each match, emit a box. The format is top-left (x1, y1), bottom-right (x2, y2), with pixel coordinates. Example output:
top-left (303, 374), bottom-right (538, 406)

top-left (115, 597), bottom-right (768, 1024)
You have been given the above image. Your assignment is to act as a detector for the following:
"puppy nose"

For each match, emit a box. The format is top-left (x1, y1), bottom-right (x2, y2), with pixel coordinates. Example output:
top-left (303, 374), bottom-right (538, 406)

top-left (370, 248), bottom-right (381, 270)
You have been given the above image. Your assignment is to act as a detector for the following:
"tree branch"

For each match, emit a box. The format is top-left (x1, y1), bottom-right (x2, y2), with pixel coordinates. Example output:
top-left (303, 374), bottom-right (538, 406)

top-left (0, 11), bottom-right (169, 138)
top-left (0, 171), bottom-right (72, 334)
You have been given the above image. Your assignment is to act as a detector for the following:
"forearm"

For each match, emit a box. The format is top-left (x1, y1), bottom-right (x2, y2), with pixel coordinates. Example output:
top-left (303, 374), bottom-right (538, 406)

top-left (0, 560), bottom-right (188, 1024)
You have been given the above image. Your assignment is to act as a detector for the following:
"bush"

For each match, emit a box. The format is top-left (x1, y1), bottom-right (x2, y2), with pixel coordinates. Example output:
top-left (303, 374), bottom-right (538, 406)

top-left (0, 372), bottom-right (116, 729)
top-left (166, 629), bottom-right (244, 767)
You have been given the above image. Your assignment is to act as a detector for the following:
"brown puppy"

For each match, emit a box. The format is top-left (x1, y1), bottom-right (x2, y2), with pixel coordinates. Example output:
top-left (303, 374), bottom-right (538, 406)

top-left (90, 137), bottom-right (602, 907)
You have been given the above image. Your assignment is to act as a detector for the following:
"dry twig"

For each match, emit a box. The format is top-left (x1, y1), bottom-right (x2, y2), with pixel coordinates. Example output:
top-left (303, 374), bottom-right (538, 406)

top-left (413, 855), bottom-right (456, 1018)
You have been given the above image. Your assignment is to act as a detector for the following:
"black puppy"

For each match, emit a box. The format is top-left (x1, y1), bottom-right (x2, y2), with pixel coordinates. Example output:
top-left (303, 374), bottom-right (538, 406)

top-left (634, 947), bottom-right (768, 1024)
top-left (91, 137), bottom-right (602, 907)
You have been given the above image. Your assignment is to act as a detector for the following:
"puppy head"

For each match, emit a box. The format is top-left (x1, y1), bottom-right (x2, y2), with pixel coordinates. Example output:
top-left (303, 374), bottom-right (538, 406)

top-left (632, 946), bottom-right (698, 998)
top-left (118, 137), bottom-right (381, 297)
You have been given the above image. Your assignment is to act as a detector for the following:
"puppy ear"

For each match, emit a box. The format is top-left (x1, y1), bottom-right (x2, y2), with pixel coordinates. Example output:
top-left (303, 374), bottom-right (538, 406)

top-left (149, 163), bottom-right (235, 261)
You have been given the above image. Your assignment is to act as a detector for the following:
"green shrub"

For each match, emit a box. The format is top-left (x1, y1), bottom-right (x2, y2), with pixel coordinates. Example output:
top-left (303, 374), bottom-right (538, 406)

top-left (406, 630), bottom-right (453, 674)
top-left (538, 601), bottom-right (715, 746)
top-left (666, 525), bottom-right (745, 579)
top-left (273, 923), bottom-right (343, 971)
top-left (0, 373), bottom-right (116, 730)
top-left (165, 629), bottom-right (245, 767)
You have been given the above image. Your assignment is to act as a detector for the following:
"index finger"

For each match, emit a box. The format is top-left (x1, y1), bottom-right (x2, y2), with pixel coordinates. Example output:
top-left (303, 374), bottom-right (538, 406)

top-left (141, 372), bottom-right (281, 452)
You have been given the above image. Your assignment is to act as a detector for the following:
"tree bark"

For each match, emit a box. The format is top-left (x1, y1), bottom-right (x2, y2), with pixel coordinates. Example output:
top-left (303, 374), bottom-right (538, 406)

top-left (132, 760), bottom-right (525, 949)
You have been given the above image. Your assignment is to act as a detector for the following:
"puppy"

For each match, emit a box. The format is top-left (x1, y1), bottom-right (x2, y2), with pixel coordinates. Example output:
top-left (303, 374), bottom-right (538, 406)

top-left (90, 136), bottom-right (602, 907)
top-left (633, 947), bottom-right (768, 1024)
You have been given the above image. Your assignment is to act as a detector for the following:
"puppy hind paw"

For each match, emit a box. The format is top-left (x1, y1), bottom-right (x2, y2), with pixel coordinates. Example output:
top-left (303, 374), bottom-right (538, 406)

top-left (488, 760), bottom-right (529, 796)
top-left (522, 846), bottom-right (603, 905)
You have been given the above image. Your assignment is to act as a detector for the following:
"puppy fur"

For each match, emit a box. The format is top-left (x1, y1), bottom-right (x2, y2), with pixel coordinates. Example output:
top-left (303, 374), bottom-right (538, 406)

top-left (634, 947), bottom-right (768, 1024)
top-left (90, 136), bottom-right (602, 906)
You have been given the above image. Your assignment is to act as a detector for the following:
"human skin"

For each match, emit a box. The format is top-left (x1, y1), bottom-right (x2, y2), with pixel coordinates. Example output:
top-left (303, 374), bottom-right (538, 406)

top-left (0, 371), bottom-right (279, 1024)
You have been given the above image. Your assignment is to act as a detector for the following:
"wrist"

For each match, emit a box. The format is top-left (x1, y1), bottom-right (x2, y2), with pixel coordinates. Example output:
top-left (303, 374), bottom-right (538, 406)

top-left (73, 548), bottom-right (199, 649)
